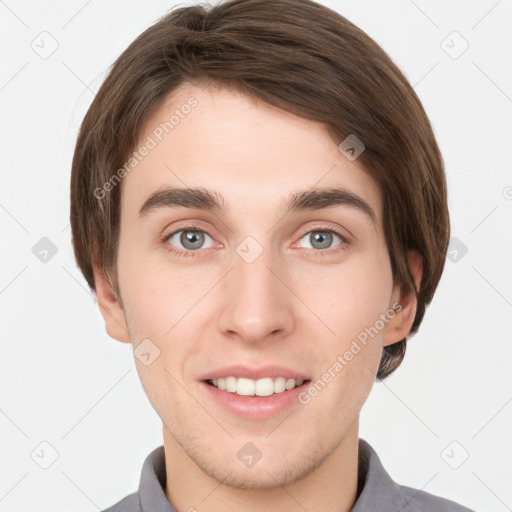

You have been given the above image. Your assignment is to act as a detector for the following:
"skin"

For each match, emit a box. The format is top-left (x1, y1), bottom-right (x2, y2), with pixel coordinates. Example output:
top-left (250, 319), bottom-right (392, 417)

top-left (93, 82), bottom-right (422, 512)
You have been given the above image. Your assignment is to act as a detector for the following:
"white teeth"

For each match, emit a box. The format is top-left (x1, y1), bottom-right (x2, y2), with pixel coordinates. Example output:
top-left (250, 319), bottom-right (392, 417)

top-left (226, 376), bottom-right (237, 392)
top-left (255, 377), bottom-right (274, 396)
top-left (274, 377), bottom-right (286, 393)
top-left (209, 376), bottom-right (305, 396)
top-left (237, 377), bottom-right (255, 396)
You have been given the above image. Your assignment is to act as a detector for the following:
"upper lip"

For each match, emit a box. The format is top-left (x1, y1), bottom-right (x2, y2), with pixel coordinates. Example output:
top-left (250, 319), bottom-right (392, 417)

top-left (198, 364), bottom-right (311, 382)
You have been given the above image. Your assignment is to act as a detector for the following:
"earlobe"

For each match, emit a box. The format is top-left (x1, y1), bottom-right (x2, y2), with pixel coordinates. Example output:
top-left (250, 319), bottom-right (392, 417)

top-left (92, 261), bottom-right (131, 344)
top-left (382, 250), bottom-right (423, 347)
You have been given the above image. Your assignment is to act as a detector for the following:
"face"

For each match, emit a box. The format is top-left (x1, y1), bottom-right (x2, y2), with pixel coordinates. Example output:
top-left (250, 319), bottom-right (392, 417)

top-left (99, 82), bottom-right (417, 490)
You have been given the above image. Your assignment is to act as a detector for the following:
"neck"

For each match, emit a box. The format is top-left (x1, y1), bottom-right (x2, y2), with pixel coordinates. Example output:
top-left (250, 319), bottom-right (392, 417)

top-left (163, 419), bottom-right (360, 512)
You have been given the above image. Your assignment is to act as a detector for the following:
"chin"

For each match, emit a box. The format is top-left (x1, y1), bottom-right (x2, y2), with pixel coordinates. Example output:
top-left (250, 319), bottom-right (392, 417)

top-left (185, 439), bottom-right (328, 491)
top-left (202, 459), bottom-right (314, 490)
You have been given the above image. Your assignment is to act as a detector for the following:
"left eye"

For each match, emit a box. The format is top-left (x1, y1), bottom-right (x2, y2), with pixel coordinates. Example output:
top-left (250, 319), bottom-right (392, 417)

top-left (298, 230), bottom-right (343, 250)
top-left (165, 229), bottom-right (215, 251)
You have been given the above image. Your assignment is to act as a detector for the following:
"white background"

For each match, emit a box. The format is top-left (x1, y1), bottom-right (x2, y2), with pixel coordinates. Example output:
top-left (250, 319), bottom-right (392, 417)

top-left (1, 0), bottom-right (511, 510)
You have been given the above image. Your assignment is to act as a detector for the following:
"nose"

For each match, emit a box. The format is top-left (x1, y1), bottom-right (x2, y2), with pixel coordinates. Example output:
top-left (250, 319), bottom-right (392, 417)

top-left (217, 239), bottom-right (295, 345)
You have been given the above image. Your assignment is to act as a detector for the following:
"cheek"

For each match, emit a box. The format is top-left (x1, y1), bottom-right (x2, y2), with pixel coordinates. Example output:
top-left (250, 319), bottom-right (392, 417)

top-left (296, 253), bottom-right (393, 412)
top-left (298, 253), bottom-right (392, 338)
top-left (117, 249), bottom-right (206, 384)
top-left (116, 239), bottom-right (188, 335)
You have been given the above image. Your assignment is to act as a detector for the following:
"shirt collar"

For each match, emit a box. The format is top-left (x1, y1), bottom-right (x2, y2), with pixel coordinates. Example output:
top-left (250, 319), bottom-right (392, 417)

top-left (138, 445), bottom-right (175, 512)
top-left (137, 437), bottom-right (407, 511)
top-left (351, 438), bottom-right (407, 511)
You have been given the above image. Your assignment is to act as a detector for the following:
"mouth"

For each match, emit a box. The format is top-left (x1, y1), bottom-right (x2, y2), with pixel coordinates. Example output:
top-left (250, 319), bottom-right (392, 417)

top-left (204, 376), bottom-right (311, 397)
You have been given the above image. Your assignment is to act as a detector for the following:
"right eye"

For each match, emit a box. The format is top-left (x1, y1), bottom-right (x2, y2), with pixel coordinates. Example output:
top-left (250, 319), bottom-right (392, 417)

top-left (163, 227), bottom-right (216, 256)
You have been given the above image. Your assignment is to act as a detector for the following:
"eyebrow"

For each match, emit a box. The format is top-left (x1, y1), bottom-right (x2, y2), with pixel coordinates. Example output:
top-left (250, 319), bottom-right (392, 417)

top-left (137, 186), bottom-right (376, 225)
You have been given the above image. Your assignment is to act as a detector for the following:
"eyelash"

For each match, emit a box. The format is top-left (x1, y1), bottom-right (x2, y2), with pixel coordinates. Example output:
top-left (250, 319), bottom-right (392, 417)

top-left (162, 224), bottom-right (349, 259)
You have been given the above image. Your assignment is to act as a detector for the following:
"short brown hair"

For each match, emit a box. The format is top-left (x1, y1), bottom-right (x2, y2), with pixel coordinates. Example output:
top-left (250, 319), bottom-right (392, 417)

top-left (70, 0), bottom-right (450, 380)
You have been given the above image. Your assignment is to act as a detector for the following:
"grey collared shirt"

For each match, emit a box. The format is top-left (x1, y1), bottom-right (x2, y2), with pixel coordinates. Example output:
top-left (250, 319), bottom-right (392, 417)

top-left (102, 438), bottom-right (475, 511)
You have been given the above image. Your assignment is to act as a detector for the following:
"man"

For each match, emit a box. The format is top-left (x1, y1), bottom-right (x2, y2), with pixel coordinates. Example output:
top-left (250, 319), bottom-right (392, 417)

top-left (69, 0), bottom-right (475, 510)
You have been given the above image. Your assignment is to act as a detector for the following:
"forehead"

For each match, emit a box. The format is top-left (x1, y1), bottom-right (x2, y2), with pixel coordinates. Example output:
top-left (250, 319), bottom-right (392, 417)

top-left (120, 82), bottom-right (382, 226)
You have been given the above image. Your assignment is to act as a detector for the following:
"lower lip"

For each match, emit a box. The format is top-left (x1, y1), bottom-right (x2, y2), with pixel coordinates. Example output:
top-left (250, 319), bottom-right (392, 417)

top-left (199, 380), bottom-right (310, 419)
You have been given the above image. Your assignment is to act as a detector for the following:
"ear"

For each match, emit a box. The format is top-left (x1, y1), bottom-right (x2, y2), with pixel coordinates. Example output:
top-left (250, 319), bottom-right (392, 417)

top-left (382, 250), bottom-right (423, 347)
top-left (92, 260), bottom-right (131, 343)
